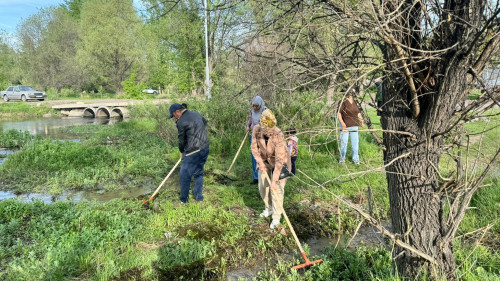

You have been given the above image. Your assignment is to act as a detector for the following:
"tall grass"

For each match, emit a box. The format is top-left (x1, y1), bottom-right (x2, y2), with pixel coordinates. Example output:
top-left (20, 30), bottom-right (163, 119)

top-left (0, 129), bottom-right (41, 149)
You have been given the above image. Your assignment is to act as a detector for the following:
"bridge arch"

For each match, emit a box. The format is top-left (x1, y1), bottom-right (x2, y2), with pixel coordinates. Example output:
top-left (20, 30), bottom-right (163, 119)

top-left (96, 107), bottom-right (112, 118)
top-left (83, 107), bottom-right (96, 118)
top-left (111, 107), bottom-right (129, 118)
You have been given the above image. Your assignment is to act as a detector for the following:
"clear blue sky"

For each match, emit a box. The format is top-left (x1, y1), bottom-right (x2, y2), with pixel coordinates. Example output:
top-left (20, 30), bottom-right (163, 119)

top-left (0, 0), bottom-right (65, 33)
top-left (0, 0), bottom-right (145, 34)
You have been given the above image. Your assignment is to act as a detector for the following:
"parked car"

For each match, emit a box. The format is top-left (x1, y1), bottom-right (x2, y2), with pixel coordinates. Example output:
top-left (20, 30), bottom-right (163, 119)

top-left (1, 86), bottom-right (47, 102)
top-left (142, 88), bottom-right (159, 94)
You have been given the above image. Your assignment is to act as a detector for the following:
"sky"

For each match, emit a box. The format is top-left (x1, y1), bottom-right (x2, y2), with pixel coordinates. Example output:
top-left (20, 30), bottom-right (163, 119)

top-left (0, 0), bottom-right (145, 35)
top-left (0, 0), bottom-right (65, 33)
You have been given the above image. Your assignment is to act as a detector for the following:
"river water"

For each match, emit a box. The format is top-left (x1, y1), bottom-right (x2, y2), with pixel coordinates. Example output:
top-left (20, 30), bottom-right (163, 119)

top-left (0, 116), bottom-right (171, 203)
top-left (0, 117), bottom-right (121, 139)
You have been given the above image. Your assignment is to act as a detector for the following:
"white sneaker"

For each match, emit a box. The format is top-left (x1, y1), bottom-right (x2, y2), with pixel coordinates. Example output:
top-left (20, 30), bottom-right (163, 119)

top-left (270, 219), bottom-right (280, 229)
top-left (259, 209), bottom-right (273, 218)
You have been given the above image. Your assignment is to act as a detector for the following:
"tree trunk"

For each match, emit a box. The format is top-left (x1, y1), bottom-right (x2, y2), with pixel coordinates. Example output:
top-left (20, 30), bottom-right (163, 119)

top-left (381, 55), bottom-right (473, 278)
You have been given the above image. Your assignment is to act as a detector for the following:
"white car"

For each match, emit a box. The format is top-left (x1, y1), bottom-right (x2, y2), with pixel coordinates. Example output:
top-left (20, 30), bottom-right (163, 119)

top-left (1, 86), bottom-right (47, 102)
top-left (142, 88), bottom-right (159, 94)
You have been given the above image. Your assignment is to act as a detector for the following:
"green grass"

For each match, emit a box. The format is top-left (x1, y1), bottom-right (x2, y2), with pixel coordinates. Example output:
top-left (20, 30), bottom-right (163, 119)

top-left (0, 129), bottom-right (41, 149)
top-left (0, 102), bottom-right (55, 116)
top-left (0, 97), bottom-right (498, 280)
top-left (0, 120), bottom-right (176, 193)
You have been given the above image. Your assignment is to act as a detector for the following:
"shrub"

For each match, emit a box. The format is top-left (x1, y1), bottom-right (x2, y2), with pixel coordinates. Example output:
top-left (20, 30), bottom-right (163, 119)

top-left (0, 130), bottom-right (40, 149)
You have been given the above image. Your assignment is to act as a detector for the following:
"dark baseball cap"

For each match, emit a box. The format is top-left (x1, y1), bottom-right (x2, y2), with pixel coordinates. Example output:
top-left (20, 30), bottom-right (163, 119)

top-left (169, 104), bottom-right (184, 119)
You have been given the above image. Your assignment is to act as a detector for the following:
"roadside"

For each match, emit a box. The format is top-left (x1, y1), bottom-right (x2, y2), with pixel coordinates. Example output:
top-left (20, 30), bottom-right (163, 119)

top-left (0, 98), bottom-right (173, 107)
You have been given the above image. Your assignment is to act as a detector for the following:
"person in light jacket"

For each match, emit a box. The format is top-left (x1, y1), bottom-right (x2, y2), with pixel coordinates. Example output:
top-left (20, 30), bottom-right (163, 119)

top-left (247, 96), bottom-right (268, 184)
top-left (251, 109), bottom-right (291, 229)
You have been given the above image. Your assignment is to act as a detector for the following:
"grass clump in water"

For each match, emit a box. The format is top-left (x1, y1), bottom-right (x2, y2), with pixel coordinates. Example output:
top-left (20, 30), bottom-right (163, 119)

top-left (0, 129), bottom-right (40, 149)
top-left (154, 239), bottom-right (216, 281)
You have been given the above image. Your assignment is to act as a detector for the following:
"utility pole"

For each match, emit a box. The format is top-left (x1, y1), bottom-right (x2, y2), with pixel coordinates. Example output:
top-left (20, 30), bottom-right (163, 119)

top-left (203, 0), bottom-right (211, 100)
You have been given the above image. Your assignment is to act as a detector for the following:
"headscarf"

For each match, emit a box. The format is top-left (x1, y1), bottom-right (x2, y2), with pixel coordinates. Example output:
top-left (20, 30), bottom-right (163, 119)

top-left (260, 109), bottom-right (276, 129)
top-left (251, 96), bottom-right (267, 125)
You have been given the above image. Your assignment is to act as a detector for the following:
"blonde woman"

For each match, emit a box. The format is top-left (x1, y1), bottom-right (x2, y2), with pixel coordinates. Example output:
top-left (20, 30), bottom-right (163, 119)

top-left (251, 109), bottom-right (291, 229)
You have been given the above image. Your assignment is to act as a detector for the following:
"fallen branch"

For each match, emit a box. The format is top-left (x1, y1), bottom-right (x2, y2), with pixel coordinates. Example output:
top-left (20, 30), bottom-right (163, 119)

top-left (296, 168), bottom-right (438, 265)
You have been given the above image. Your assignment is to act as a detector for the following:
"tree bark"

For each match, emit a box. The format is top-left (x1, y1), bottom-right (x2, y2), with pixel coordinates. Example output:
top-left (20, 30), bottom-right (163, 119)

top-left (381, 47), bottom-right (475, 278)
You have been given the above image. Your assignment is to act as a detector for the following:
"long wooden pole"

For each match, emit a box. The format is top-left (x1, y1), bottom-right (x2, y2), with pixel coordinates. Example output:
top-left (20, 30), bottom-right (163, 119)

top-left (146, 149), bottom-right (200, 203)
top-left (261, 171), bottom-right (304, 252)
top-left (262, 171), bottom-right (322, 269)
top-left (227, 131), bottom-right (249, 173)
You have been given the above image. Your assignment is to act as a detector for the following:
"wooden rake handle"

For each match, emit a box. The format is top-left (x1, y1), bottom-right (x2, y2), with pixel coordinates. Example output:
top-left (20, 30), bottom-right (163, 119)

top-left (148, 157), bottom-right (183, 202)
top-left (262, 171), bottom-right (305, 254)
top-left (147, 148), bottom-right (198, 202)
top-left (227, 130), bottom-right (249, 173)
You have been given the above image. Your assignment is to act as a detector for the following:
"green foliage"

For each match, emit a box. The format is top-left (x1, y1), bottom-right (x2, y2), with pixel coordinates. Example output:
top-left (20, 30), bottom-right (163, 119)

top-left (0, 120), bottom-right (175, 192)
top-left (0, 102), bottom-right (54, 116)
top-left (258, 247), bottom-right (399, 281)
top-left (155, 239), bottom-right (216, 269)
top-left (142, 0), bottom-right (205, 93)
top-left (455, 242), bottom-right (500, 281)
top-left (0, 130), bottom-right (40, 149)
top-left (6, 139), bottom-right (116, 172)
top-left (17, 7), bottom-right (81, 90)
top-left (121, 66), bottom-right (148, 99)
top-left (0, 32), bottom-right (17, 88)
top-left (45, 88), bottom-right (82, 99)
top-left (64, 0), bottom-right (85, 19)
top-left (78, 0), bottom-right (145, 92)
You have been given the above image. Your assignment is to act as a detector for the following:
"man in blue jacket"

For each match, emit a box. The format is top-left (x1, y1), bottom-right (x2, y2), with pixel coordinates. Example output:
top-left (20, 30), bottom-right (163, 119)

top-left (169, 103), bottom-right (210, 204)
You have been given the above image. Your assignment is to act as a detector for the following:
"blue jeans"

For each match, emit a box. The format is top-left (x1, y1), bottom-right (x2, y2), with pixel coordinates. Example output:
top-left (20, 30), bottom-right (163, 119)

top-left (180, 146), bottom-right (209, 203)
top-left (291, 156), bottom-right (297, 175)
top-left (340, 126), bottom-right (359, 163)
top-left (249, 135), bottom-right (258, 180)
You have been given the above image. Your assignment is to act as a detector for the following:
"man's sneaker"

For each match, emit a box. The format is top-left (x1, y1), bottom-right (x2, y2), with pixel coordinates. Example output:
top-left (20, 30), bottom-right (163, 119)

top-left (259, 209), bottom-right (273, 218)
top-left (270, 219), bottom-right (280, 229)
top-left (251, 179), bottom-right (258, 185)
top-left (339, 159), bottom-right (345, 164)
top-left (354, 162), bottom-right (360, 165)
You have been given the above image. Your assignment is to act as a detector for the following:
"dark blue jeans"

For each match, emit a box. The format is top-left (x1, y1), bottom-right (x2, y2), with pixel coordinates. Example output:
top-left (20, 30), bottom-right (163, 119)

top-left (249, 135), bottom-right (258, 180)
top-left (180, 146), bottom-right (209, 203)
top-left (291, 156), bottom-right (297, 175)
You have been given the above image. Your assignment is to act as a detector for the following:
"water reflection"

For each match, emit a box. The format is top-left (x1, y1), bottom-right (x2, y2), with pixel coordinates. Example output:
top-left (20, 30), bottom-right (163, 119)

top-left (0, 149), bottom-right (13, 166)
top-left (0, 173), bottom-right (181, 204)
top-left (0, 187), bottom-right (153, 204)
top-left (0, 117), bottom-right (123, 139)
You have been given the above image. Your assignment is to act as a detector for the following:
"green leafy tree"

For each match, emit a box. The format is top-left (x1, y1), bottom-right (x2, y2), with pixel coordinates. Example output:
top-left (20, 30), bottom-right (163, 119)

top-left (17, 7), bottom-right (82, 91)
top-left (143, 0), bottom-right (206, 94)
top-left (77, 0), bottom-right (145, 92)
top-left (121, 66), bottom-right (146, 99)
top-left (0, 31), bottom-right (17, 89)
top-left (64, 0), bottom-right (85, 19)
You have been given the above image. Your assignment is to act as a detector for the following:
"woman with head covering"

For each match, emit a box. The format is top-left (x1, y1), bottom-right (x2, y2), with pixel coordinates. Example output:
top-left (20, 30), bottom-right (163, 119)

top-left (247, 96), bottom-right (268, 184)
top-left (251, 109), bottom-right (292, 229)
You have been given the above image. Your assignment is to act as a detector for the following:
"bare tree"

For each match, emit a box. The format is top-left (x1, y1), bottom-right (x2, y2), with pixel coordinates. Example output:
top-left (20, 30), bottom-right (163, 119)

top-left (237, 0), bottom-right (500, 279)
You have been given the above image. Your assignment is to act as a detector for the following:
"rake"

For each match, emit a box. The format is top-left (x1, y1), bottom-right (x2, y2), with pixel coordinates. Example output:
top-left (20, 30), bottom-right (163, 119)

top-left (142, 157), bottom-right (182, 209)
top-left (262, 170), bottom-right (323, 270)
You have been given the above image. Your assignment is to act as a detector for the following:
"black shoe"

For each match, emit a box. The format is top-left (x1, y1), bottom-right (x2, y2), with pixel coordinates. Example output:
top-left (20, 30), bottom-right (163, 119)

top-left (251, 179), bottom-right (258, 184)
